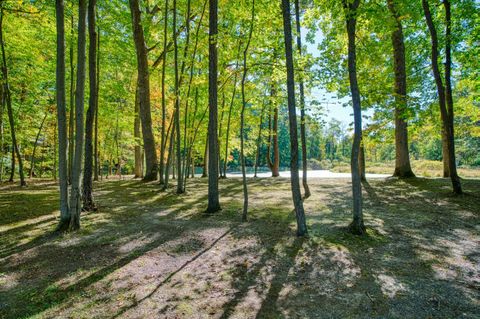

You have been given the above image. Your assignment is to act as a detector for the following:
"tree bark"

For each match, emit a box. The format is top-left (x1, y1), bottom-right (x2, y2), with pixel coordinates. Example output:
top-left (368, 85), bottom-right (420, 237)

top-left (55, 0), bottom-right (70, 231)
top-left (422, 0), bottom-right (462, 194)
top-left (82, 0), bottom-right (97, 212)
top-left (444, 0), bottom-right (454, 178)
top-left (129, 0), bottom-right (158, 181)
top-left (69, 0), bottom-right (87, 230)
top-left (359, 138), bottom-right (366, 182)
top-left (281, 0), bottom-right (307, 236)
top-left (68, 10), bottom-right (75, 185)
top-left (159, 0), bottom-right (169, 185)
top-left (206, 0), bottom-right (221, 213)
top-left (387, 0), bottom-right (415, 179)
top-left (133, 86), bottom-right (143, 178)
top-left (294, 0), bottom-right (310, 198)
top-left (343, 0), bottom-right (365, 235)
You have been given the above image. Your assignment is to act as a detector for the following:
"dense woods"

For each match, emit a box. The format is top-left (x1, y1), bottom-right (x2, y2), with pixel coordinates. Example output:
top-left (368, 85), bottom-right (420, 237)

top-left (0, 0), bottom-right (479, 317)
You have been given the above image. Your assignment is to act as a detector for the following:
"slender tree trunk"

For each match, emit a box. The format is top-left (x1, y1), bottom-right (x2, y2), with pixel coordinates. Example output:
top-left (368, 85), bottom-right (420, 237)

top-left (422, 0), bottom-right (462, 194)
top-left (173, 0), bottom-right (183, 194)
top-left (53, 121), bottom-right (57, 181)
top-left (129, 0), bottom-right (158, 181)
top-left (444, 0), bottom-right (455, 179)
top-left (294, 0), bottom-right (310, 198)
top-left (55, 0), bottom-right (70, 231)
top-left (206, 0), bottom-right (221, 213)
top-left (69, 0), bottom-right (87, 230)
top-left (133, 87), bottom-right (143, 178)
top-left (359, 138), bottom-right (366, 182)
top-left (0, 8), bottom-right (25, 187)
top-left (162, 115), bottom-right (175, 190)
top-left (29, 113), bottom-right (48, 178)
top-left (388, 0), bottom-right (415, 179)
top-left (68, 11), bottom-right (75, 185)
top-left (0, 84), bottom-right (4, 182)
top-left (281, 0), bottom-right (307, 236)
top-left (343, 0), bottom-right (365, 235)
top-left (202, 133), bottom-right (208, 177)
top-left (82, 0), bottom-right (97, 212)
top-left (9, 144), bottom-right (14, 182)
top-left (159, 0), bottom-right (169, 185)
top-left (240, 0), bottom-right (255, 221)
top-left (94, 26), bottom-right (100, 182)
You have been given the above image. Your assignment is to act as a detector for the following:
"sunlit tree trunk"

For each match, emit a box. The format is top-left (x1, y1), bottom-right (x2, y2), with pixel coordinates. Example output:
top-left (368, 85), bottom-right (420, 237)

top-left (129, 0), bottom-right (158, 181)
top-left (343, 0), bottom-right (365, 235)
top-left (281, 0), bottom-right (307, 236)
top-left (55, 0), bottom-right (70, 231)
top-left (388, 0), bottom-right (415, 179)
top-left (68, 0), bottom-right (87, 230)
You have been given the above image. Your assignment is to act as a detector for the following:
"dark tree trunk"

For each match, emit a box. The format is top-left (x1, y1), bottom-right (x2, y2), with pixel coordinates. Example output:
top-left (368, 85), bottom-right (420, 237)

top-left (159, 0), bottom-right (169, 185)
top-left (422, 0), bottom-right (462, 194)
top-left (388, 0), bottom-right (415, 179)
top-left (0, 8), bottom-right (25, 187)
top-left (266, 78), bottom-right (280, 177)
top-left (343, 0), bottom-right (366, 235)
top-left (294, 0), bottom-right (310, 198)
top-left (444, 0), bottom-right (455, 179)
top-left (129, 0), bottom-right (158, 181)
top-left (69, 0), bottom-right (88, 230)
top-left (281, 0), bottom-right (307, 236)
top-left (55, 0), bottom-right (70, 231)
top-left (162, 115), bottom-right (175, 190)
top-left (206, 0), bottom-right (221, 213)
top-left (82, 0), bottom-right (97, 212)
top-left (359, 138), bottom-right (366, 182)
top-left (29, 113), bottom-right (48, 178)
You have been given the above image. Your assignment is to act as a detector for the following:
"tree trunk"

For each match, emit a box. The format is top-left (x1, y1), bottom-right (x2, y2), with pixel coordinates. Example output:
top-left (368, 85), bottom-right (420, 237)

top-left (68, 10), bottom-right (75, 185)
top-left (68, 0), bottom-right (87, 230)
top-left (29, 113), bottom-right (48, 178)
top-left (294, 0), bottom-right (310, 198)
top-left (202, 133), bottom-right (208, 177)
top-left (444, 0), bottom-right (455, 179)
top-left (206, 0), bottom-right (221, 213)
top-left (94, 25), bottom-right (100, 182)
top-left (359, 138), bottom-right (366, 182)
top-left (343, 0), bottom-right (365, 235)
top-left (422, 0), bottom-right (462, 194)
top-left (0, 84), bottom-right (4, 182)
top-left (173, 0), bottom-right (183, 194)
top-left (129, 0), bottom-right (158, 181)
top-left (55, 0), bottom-right (70, 231)
top-left (82, 0), bottom-right (97, 212)
top-left (388, 0), bottom-right (415, 179)
top-left (162, 115), bottom-right (175, 190)
top-left (240, 0), bottom-right (255, 221)
top-left (281, 0), bottom-right (307, 236)
top-left (159, 0), bottom-right (169, 185)
top-left (133, 86), bottom-right (143, 178)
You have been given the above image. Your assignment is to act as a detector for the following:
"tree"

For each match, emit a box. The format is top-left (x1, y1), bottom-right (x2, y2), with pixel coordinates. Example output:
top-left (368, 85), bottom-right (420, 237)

top-left (422, 0), bottom-right (462, 194)
top-left (205, 0), bottom-right (221, 214)
top-left (129, 0), bottom-right (158, 181)
top-left (83, 0), bottom-right (98, 211)
top-left (294, 0), bottom-right (310, 198)
top-left (281, 0), bottom-right (307, 236)
top-left (387, 0), bottom-right (415, 179)
top-left (55, 0), bottom-right (70, 232)
top-left (343, 0), bottom-right (365, 235)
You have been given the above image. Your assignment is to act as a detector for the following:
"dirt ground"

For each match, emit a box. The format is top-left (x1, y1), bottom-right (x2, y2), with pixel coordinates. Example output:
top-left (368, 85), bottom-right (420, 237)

top-left (0, 176), bottom-right (479, 318)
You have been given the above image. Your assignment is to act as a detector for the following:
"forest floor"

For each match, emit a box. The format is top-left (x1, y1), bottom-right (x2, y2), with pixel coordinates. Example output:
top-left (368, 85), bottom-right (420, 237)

top-left (0, 176), bottom-right (479, 319)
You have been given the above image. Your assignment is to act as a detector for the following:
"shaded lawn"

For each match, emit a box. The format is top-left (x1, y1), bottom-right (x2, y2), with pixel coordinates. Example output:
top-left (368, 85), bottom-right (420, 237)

top-left (0, 176), bottom-right (479, 318)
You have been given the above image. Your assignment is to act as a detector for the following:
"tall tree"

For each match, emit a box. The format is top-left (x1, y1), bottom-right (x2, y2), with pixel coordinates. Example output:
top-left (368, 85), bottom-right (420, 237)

top-left (55, 0), bottom-right (70, 231)
top-left (82, 0), bottom-right (97, 211)
top-left (294, 0), bottom-right (310, 198)
top-left (387, 0), bottom-right (415, 178)
top-left (240, 0), bottom-right (255, 221)
top-left (422, 0), bottom-right (462, 194)
top-left (206, 0), bottom-right (221, 213)
top-left (343, 0), bottom-right (365, 235)
top-left (0, 4), bottom-right (25, 186)
top-left (281, 0), bottom-right (307, 236)
top-left (129, 0), bottom-right (158, 181)
top-left (159, 0), bottom-right (169, 185)
top-left (69, 0), bottom-right (87, 230)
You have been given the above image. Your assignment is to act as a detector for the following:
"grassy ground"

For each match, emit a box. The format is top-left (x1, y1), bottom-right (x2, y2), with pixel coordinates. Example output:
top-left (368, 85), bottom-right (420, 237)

top-left (330, 160), bottom-right (480, 178)
top-left (0, 176), bottom-right (479, 318)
